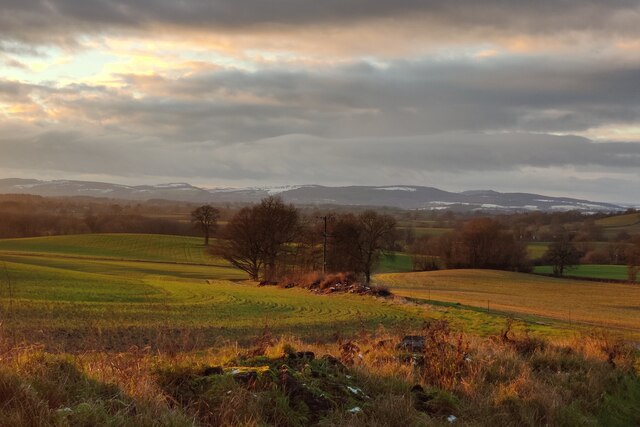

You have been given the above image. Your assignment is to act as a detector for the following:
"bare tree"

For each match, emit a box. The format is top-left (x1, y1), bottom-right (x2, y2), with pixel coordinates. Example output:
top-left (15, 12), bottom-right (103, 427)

top-left (191, 205), bottom-right (220, 246)
top-left (220, 196), bottom-right (299, 281)
top-left (543, 234), bottom-right (581, 277)
top-left (432, 218), bottom-right (529, 271)
top-left (626, 236), bottom-right (640, 282)
top-left (219, 207), bottom-right (263, 280)
top-left (328, 211), bottom-right (397, 284)
top-left (357, 211), bottom-right (397, 284)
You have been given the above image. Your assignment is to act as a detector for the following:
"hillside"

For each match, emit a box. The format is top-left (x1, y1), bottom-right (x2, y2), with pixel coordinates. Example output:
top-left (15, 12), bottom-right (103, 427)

top-left (0, 178), bottom-right (625, 212)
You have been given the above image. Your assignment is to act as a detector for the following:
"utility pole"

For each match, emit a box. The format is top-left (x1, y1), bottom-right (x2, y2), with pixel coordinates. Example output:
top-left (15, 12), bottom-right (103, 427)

top-left (316, 215), bottom-right (333, 273)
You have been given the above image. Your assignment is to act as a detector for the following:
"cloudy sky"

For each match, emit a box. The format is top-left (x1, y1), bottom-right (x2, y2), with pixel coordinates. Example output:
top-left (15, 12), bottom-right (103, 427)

top-left (1, 1), bottom-right (639, 202)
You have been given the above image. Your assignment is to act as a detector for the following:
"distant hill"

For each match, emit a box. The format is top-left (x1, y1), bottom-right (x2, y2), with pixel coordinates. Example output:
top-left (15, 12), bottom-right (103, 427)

top-left (0, 178), bottom-right (625, 212)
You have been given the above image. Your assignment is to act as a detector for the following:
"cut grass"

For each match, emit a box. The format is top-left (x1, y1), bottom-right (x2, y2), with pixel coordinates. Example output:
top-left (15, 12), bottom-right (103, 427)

top-left (534, 264), bottom-right (632, 281)
top-left (376, 269), bottom-right (640, 337)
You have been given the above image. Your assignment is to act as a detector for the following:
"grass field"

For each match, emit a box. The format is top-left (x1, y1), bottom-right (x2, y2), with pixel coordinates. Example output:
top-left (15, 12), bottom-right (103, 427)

top-left (377, 270), bottom-right (640, 336)
top-left (526, 242), bottom-right (549, 259)
top-left (597, 212), bottom-right (640, 238)
top-left (0, 235), bottom-right (434, 351)
top-left (378, 252), bottom-right (413, 273)
top-left (534, 264), bottom-right (632, 281)
top-left (0, 234), bottom-right (215, 264)
top-left (0, 234), bottom-right (639, 425)
top-left (397, 227), bottom-right (453, 238)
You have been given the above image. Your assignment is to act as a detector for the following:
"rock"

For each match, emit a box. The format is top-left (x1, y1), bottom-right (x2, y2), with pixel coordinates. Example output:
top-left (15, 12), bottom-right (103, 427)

top-left (288, 351), bottom-right (315, 361)
top-left (320, 354), bottom-right (347, 372)
top-left (397, 335), bottom-right (426, 352)
top-left (279, 365), bottom-right (332, 414)
top-left (201, 366), bottom-right (224, 376)
top-left (411, 384), bottom-right (435, 414)
top-left (232, 371), bottom-right (258, 385)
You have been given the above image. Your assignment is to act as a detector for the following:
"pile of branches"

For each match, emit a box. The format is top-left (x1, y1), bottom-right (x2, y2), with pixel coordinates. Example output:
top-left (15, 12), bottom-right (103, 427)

top-left (262, 272), bottom-right (392, 297)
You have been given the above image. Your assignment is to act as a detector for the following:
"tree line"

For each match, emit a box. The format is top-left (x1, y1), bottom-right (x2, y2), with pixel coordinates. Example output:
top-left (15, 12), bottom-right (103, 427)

top-left (198, 196), bottom-right (397, 284)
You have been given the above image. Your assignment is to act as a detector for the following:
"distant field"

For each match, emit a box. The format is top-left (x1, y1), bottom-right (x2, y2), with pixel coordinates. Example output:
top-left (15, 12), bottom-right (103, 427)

top-left (526, 242), bottom-right (549, 259)
top-left (534, 264), bottom-right (631, 281)
top-left (378, 252), bottom-right (413, 273)
top-left (377, 270), bottom-right (640, 335)
top-left (597, 212), bottom-right (640, 238)
top-left (0, 234), bottom-right (214, 264)
top-left (597, 212), bottom-right (640, 227)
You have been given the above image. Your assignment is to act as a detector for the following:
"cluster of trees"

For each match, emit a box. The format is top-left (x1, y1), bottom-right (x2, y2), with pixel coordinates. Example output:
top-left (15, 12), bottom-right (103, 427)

top-left (409, 218), bottom-right (530, 272)
top-left (0, 195), bottom-right (199, 238)
top-left (203, 196), bottom-right (397, 283)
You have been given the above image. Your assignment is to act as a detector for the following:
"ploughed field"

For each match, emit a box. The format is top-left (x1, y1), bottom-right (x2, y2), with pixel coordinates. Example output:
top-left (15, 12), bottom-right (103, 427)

top-left (0, 234), bottom-right (428, 351)
top-left (377, 270), bottom-right (640, 336)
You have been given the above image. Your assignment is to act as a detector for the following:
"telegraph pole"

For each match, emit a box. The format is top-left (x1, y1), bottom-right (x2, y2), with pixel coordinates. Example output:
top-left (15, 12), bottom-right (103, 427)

top-left (316, 215), bottom-right (333, 273)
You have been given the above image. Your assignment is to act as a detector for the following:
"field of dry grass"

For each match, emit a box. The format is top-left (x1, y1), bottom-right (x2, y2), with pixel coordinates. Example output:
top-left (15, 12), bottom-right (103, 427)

top-left (0, 323), bottom-right (638, 426)
top-left (376, 270), bottom-right (640, 337)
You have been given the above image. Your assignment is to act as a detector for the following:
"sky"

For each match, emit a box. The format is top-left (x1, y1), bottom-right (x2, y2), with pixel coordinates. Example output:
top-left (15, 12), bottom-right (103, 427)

top-left (1, 1), bottom-right (639, 203)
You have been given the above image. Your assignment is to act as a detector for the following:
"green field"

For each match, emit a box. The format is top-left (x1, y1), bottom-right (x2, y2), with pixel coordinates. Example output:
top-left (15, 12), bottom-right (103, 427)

top-left (378, 252), bottom-right (413, 273)
top-left (377, 269), bottom-right (640, 335)
top-left (0, 234), bottom-right (215, 264)
top-left (1, 233), bottom-right (638, 353)
top-left (534, 264), bottom-right (632, 281)
top-left (0, 235), bottom-right (433, 351)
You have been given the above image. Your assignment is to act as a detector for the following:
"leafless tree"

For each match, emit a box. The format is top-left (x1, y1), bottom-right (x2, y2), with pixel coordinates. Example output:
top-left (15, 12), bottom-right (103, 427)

top-left (328, 211), bottom-right (397, 284)
top-left (220, 196), bottom-right (299, 281)
top-left (191, 205), bottom-right (220, 246)
top-left (543, 234), bottom-right (581, 277)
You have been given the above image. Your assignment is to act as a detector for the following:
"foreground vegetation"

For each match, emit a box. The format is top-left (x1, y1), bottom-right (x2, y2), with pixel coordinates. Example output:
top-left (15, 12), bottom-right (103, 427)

top-left (1, 233), bottom-right (639, 425)
top-left (0, 325), bottom-right (638, 426)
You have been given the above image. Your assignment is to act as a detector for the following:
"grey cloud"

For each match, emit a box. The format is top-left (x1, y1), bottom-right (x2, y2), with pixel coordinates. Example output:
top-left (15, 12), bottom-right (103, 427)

top-left (1, 0), bottom-right (639, 44)
top-left (0, 129), bottom-right (639, 201)
top-left (1, 129), bottom-right (638, 176)
top-left (49, 57), bottom-right (640, 142)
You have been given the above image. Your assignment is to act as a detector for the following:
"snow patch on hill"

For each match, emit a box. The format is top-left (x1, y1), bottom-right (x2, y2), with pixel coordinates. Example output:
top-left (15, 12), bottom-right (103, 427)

top-left (374, 186), bottom-right (417, 192)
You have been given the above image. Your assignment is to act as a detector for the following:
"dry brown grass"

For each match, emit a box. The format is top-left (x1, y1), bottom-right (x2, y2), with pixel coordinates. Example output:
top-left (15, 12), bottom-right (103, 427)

top-left (378, 269), bottom-right (640, 335)
top-left (0, 320), bottom-right (637, 426)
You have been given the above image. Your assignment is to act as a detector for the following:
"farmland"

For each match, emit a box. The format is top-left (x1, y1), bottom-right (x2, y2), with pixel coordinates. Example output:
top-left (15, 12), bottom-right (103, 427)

top-left (0, 234), bottom-right (637, 349)
top-left (0, 234), bottom-right (215, 264)
top-left (377, 269), bottom-right (640, 336)
top-left (0, 234), bottom-right (432, 351)
top-left (596, 212), bottom-right (640, 238)
top-left (534, 264), bottom-right (632, 281)
top-left (0, 234), bottom-right (639, 425)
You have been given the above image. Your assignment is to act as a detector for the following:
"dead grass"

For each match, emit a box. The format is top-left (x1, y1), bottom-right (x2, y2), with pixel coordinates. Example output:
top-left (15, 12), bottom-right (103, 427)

top-left (377, 269), bottom-right (640, 335)
top-left (0, 321), bottom-right (637, 426)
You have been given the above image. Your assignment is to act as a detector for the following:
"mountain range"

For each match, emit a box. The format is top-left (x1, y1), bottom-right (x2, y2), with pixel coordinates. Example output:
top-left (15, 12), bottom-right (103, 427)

top-left (0, 178), bottom-right (626, 212)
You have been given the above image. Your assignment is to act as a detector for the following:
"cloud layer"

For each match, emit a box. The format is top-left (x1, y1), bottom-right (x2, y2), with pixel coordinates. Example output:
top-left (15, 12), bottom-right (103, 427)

top-left (0, 1), bottom-right (639, 202)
